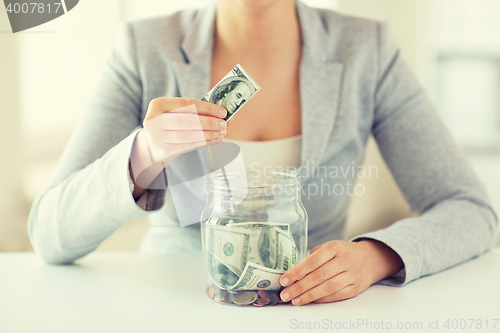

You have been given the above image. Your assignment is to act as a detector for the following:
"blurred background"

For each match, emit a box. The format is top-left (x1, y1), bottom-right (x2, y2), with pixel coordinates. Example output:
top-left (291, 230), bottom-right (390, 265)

top-left (1, 0), bottom-right (499, 252)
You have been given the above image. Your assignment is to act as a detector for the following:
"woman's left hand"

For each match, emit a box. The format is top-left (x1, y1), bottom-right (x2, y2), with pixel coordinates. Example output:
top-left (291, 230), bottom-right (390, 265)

top-left (279, 239), bottom-right (404, 306)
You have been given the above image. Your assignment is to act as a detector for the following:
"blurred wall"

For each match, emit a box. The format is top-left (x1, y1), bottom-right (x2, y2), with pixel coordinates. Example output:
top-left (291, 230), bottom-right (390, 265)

top-left (0, 9), bottom-right (29, 250)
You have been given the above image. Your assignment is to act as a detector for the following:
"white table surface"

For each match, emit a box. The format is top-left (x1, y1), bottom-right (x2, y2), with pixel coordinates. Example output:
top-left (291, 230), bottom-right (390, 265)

top-left (0, 251), bottom-right (499, 333)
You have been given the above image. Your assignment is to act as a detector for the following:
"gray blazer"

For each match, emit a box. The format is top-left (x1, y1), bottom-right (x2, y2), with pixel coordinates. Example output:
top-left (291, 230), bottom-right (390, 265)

top-left (28, 1), bottom-right (498, 286)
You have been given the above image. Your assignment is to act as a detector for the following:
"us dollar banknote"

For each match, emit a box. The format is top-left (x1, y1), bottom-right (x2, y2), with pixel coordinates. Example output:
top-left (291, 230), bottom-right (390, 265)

top-left (229, 261), bottom-right (285, 291)
top-left (208, 222), bottom-right (291, 269)
top-left (207, 226), bottom-right (250, 275)
top-left (206, 222), bottom-right (298, 291)
top-left (274, 228), bottom-right (297, 271)
top-left (207, 253), bottom-right (241, 290)
top-left (201, 63), bottom-right (261, 121)
top-left (233, 223), bottom-right (290, 270)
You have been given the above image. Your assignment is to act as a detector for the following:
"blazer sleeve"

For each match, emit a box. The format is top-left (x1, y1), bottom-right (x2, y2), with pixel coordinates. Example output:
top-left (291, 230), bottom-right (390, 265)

top-left (27, 23), bottom-right (166, 264)
top-left (350, 22), bottom-right (498, 286)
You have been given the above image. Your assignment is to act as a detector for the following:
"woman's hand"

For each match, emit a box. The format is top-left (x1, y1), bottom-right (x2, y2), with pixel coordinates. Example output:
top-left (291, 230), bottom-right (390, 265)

top-left (279, 239), bottom-right (404, 306)
top-left (130, 98), bottom-right (229, 198)
top-left (141, 97), bottom-right (229, 162)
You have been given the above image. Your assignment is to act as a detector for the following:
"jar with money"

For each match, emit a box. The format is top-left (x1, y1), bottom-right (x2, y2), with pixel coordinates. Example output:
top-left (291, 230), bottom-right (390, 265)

top-left (201, 170), bottom-right (308, 306)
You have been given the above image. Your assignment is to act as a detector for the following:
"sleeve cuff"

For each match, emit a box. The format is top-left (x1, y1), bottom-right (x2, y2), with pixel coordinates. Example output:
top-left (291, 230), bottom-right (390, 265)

top-left (350, 230), bottom-right (414, 286)
top-left (127, 127), bottom-right (166, 212)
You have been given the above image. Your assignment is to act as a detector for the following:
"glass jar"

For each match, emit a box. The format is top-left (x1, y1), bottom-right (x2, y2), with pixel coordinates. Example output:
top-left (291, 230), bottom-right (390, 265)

top-left (201, 170), bottom-right (308, 306)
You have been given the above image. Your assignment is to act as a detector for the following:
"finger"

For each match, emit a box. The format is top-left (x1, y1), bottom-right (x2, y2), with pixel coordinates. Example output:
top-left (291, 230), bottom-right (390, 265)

top-left (160, 137), bottom-right (222, 159)
top-left (280, 241), bottom-right (338, 287)
top-left (280, 260), bottom-right (345, 302)
top-left (151, 113), bottom-right (228, 132)
top-left (313, 284), bottom-right (358, 304)
top-left (290, 272), bottom-right (351, 306)
top-left (310, 244), bottom-right (323, 254)
top-left (162, 129), bottom-right (225, 144)
top-left (148, 98), bottom-right (228, 119)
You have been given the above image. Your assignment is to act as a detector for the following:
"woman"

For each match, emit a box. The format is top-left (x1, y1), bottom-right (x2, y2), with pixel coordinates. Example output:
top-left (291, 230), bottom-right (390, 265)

top-left (28, 0), bottom-right (498, 307)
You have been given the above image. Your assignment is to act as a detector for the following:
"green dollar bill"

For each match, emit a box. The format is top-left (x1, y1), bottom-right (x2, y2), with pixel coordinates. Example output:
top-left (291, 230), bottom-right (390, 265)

top-left (230, 261), bottom-right (285, 291)
top-left (201, 63), bottom-right (261, 121)
top-left (207, 225), bottom-right (250, 275)
top-left (207, 253), bottom-right (241, 290)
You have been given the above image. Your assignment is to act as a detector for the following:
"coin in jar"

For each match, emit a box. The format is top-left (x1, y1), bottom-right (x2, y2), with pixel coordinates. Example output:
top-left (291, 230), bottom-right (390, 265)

top-left (223, 291), bottom-right (234, 304)
top-left (233, 291), bottom-right (258, 306)
top-left (269, 292), bottom-right (280, 305)
top-left (256, 297), bottom-right (271, 306)
top-left (213, 290), bottom-right (226, 303)
top-left (206, 284), bottom-right (216, 299)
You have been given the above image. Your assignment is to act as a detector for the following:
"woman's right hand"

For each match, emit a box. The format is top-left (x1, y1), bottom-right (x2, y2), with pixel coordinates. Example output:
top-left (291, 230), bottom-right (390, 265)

top-left (141, 97), bottom-right (228, 162)
top-left (130, 98), bottom-right (228, 198)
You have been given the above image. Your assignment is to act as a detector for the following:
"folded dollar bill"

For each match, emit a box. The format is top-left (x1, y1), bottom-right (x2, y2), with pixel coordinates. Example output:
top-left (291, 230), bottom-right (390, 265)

top-left (202, 63), bottom-right (261, 121)
top-left (229, 261), bottom-right (285, 291)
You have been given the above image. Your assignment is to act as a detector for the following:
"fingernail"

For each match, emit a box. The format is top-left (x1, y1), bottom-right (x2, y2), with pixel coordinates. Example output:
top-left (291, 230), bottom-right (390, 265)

top-left (217, 137), bottom-right (223, 142)
top-left (220, 129), bottom-right (227, 136)
top-left (281, 277), bottom-right (289, 286)
top-left (292, 298), bottom-right (300, 306)
top-left (220, 122), bottom-right (227, 129)
top-left (281, 292), bottom-right (289, 302)
top-left (219, 109), bottom-right (227, 117)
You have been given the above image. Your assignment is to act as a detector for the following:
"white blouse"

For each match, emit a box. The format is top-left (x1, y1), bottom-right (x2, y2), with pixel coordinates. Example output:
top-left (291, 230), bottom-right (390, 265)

top-left (225, 135), bottom-right (302, 170)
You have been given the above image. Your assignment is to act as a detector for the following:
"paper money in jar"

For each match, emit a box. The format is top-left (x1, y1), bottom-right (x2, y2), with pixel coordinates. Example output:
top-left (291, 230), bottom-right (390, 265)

top-left (205, 222), bottom-right (298, 306)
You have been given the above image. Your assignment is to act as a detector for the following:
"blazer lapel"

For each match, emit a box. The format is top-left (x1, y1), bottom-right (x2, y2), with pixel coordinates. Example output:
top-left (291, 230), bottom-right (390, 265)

top-left (300, 62), bottom-right (344, 177)
top-left (173, 61), bottom-right (211, 100)
top-left (170, 3), bottom-right (217, 173)
top-left (296, 1), bottom-right (345, 181)
top-left (172, 2), bottom-right (216, 100)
